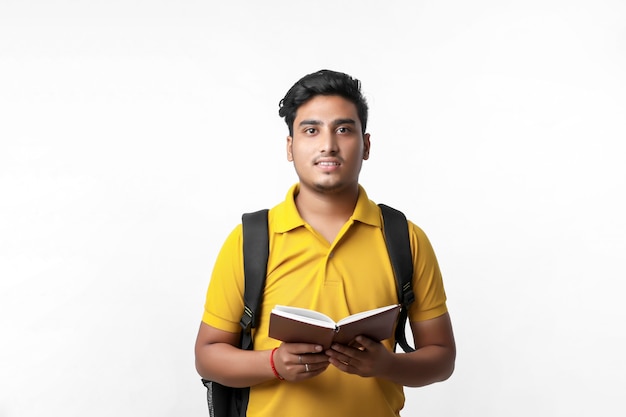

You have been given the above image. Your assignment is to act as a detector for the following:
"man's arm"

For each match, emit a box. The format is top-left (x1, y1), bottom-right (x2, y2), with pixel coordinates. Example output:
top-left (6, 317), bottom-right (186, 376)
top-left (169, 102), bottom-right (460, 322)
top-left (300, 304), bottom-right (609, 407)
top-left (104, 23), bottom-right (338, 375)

top-left (195, 322), bottom-right (272, 387)
top-left (326, 312), bottom-right (456, 387)
top-left (195, 322), bottom-right (330, 387)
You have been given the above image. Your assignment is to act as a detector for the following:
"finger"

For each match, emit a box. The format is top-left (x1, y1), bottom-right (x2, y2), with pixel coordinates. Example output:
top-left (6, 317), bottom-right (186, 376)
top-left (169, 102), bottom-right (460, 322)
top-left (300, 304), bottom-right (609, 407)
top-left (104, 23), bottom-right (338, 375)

top-left (302, 361), bottom-right (330, 375)
top-left (290, 360), bottom-right (329, 381)
top-left (281, 342), bottom-right (324, 354)
top-left (353, 335), bottom-right (377, 350)
top-left (327, 355), bottom-right (357, 374)
top-left (300, 352), bottom-right (330, 364)
top-left (326, 346), bottom-right (358, 367)
top-left (328, 343), bottom-right (359, 358)
top-left (295, 354), bottom-right (330, 376)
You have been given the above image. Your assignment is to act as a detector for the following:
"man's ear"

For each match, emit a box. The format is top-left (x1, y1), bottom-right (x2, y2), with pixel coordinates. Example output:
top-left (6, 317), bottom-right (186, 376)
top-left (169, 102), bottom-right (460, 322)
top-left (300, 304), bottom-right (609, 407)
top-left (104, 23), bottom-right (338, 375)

top-left (362, 133), bottom-right (371, 160)
top-left (286, 136), bottom-right (294, 161)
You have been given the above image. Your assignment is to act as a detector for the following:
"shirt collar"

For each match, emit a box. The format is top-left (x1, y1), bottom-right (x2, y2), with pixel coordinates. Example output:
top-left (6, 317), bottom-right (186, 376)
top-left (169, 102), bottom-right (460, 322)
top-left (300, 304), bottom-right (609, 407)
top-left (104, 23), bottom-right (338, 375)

top-left (272, 184), bottom-right (382, 233)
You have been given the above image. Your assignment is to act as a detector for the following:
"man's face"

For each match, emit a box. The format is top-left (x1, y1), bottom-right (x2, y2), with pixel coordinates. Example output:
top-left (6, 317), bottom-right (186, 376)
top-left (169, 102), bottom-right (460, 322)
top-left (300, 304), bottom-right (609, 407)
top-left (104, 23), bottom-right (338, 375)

top-left (286, 95), bottom-right (370, 195)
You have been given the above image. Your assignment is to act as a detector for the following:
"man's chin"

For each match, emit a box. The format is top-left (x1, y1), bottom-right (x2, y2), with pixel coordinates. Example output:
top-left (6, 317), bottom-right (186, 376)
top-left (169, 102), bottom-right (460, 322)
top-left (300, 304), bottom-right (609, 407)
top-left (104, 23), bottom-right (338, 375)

top-left (313, 182), bottom-right (345, 194)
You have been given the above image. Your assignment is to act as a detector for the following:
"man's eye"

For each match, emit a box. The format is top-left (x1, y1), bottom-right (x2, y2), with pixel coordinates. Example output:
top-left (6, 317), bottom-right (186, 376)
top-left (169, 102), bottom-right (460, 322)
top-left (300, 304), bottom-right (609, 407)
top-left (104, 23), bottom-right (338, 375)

top-left (337, 127), bottom-right (349, 133)
top-left (305, 128), bottom-right (316, 134)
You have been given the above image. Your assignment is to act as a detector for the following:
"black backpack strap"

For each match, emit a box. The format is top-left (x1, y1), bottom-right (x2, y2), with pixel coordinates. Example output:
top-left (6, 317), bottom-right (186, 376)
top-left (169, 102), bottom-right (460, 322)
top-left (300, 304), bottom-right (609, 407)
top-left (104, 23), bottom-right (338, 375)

top-left (239, 209), bottom-right (270, 351)
top-left (379, 204), bottom-right (416, 353)
top-left (222, 209), bottom-right (268, 417)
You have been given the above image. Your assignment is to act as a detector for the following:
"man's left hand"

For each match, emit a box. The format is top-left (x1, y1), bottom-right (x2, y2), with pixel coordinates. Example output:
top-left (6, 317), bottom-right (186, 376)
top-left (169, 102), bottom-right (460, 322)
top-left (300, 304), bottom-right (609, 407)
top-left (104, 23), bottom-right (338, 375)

top-left (326, 336), bottom-right (392, 378)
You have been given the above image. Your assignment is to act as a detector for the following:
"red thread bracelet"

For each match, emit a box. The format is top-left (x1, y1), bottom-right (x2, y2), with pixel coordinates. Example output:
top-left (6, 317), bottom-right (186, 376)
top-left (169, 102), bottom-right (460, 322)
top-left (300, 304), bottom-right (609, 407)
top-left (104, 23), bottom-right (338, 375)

top-left (270, 347), bottom-right (285, 380)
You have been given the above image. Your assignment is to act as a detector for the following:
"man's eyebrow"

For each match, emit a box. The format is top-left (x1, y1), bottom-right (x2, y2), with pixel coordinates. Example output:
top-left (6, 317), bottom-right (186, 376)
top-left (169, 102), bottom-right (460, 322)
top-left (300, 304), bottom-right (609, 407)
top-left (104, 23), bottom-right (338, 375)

top-left (298, 118), bottom-right (357, 126)
top-left (333, 118), bottom-right (356, 126)
top-left (298, 119), bottom-right (323, 126)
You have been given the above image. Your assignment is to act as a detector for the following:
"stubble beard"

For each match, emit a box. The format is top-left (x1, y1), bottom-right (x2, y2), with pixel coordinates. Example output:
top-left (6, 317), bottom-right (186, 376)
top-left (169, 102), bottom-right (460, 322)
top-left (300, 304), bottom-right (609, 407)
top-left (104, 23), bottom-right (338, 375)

top-left (312, 181), bottom-right (344, 194)
top-left (310, 172), bottom-right (351, 194)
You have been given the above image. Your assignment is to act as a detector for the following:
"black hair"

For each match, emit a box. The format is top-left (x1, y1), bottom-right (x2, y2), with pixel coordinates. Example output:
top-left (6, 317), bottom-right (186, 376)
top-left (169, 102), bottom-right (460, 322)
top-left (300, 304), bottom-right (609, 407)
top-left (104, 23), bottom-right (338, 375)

top-left (278, 69), bottom-right (369, 136)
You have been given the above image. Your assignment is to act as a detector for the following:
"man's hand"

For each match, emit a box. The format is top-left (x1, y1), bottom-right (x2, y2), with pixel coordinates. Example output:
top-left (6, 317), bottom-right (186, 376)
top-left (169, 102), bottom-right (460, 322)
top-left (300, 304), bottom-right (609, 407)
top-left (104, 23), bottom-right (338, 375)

top-left (272, 342), bottom-right (330, 381)
top-left (326, 336), bottom-right (392, 378)
top-left (327, 314), bottom-right (456, 386)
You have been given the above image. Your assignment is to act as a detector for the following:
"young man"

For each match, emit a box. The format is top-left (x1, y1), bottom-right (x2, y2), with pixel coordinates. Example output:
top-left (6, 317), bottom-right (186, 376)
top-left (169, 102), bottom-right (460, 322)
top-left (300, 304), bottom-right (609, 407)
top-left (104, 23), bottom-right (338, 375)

top-left (195, 69), bottom-right (455, 416)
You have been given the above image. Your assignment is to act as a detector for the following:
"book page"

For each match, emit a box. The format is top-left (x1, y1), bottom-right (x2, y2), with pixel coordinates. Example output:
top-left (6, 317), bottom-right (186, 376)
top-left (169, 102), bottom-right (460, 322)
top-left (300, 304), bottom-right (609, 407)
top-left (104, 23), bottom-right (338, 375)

top-left (336, 304), bottom-right (400, 326)
top-left (271, 305), bottom-right (336, 329)
top-left (332, 304), bottom-right (401, 346)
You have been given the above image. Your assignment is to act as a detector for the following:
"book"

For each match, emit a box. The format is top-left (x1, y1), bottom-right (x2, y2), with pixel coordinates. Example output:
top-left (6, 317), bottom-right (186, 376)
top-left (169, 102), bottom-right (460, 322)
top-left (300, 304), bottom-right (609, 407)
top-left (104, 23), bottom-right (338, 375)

top-left (268, 304), bottom-right (401, 350)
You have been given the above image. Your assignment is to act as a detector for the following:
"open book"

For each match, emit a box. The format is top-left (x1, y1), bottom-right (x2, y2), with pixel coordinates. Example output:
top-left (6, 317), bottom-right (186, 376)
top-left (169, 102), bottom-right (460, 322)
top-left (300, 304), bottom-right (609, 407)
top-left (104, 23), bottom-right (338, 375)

top-left (268, 304), bottom-right (401, 350)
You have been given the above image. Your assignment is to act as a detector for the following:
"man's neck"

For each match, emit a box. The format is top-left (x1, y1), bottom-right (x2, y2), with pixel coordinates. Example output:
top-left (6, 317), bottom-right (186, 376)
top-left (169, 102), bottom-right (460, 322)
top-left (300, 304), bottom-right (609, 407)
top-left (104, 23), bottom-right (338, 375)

top-left (294, 184), bottom-right (360, 243)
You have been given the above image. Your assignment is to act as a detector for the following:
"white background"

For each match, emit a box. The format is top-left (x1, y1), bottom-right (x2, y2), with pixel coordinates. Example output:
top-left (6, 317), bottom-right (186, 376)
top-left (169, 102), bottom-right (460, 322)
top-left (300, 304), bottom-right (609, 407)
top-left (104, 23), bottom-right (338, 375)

top-left (1, 1), bottom-right (625, 416)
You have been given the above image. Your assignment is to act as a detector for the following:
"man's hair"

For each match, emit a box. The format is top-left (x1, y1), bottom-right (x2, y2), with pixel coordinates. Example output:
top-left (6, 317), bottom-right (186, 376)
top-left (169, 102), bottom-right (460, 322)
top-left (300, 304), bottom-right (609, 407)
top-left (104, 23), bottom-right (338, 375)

top-left (278, 69), bottom-right (369, 136)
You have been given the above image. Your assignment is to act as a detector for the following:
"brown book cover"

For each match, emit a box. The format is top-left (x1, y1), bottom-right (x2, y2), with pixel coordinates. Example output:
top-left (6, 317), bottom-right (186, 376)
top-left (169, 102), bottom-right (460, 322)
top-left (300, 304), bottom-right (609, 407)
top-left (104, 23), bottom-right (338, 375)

top-left (268, 304), bottom-right (401, 350)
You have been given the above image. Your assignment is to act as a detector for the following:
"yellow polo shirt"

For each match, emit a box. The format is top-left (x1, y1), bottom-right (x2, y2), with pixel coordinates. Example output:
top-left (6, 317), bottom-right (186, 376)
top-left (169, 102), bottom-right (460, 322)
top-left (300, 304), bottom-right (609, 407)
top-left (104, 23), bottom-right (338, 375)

top-left (202, 184), bottom-right (448, 417)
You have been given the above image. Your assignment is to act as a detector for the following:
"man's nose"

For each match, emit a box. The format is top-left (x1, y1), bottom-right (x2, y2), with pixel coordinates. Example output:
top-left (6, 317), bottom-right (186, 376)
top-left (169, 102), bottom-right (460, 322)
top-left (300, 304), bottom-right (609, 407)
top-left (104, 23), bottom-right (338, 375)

top-left (319, 130), bottom-right (338, 153)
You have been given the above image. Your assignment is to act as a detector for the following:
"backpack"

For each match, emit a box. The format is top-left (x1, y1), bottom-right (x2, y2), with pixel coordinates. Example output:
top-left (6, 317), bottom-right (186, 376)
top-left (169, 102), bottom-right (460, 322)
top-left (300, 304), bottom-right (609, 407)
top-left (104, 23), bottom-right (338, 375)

top-left (201, 204), bottom-right (416, 417)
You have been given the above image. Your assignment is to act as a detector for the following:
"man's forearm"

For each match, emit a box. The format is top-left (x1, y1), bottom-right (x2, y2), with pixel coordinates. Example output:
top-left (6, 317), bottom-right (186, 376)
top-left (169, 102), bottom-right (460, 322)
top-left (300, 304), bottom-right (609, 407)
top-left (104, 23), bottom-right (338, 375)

top-left (384, 345), bottom-right (456, 387)
top-left (196, 343), bottom-right (274, 388)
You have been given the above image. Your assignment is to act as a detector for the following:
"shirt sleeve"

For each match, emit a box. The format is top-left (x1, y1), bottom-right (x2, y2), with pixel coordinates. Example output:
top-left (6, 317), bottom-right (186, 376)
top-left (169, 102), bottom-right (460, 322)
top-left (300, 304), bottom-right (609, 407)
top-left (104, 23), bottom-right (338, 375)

top-left (408, 222), bottom-right (448, 322)
top-left (201, 224), bottom-right (246, 333)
